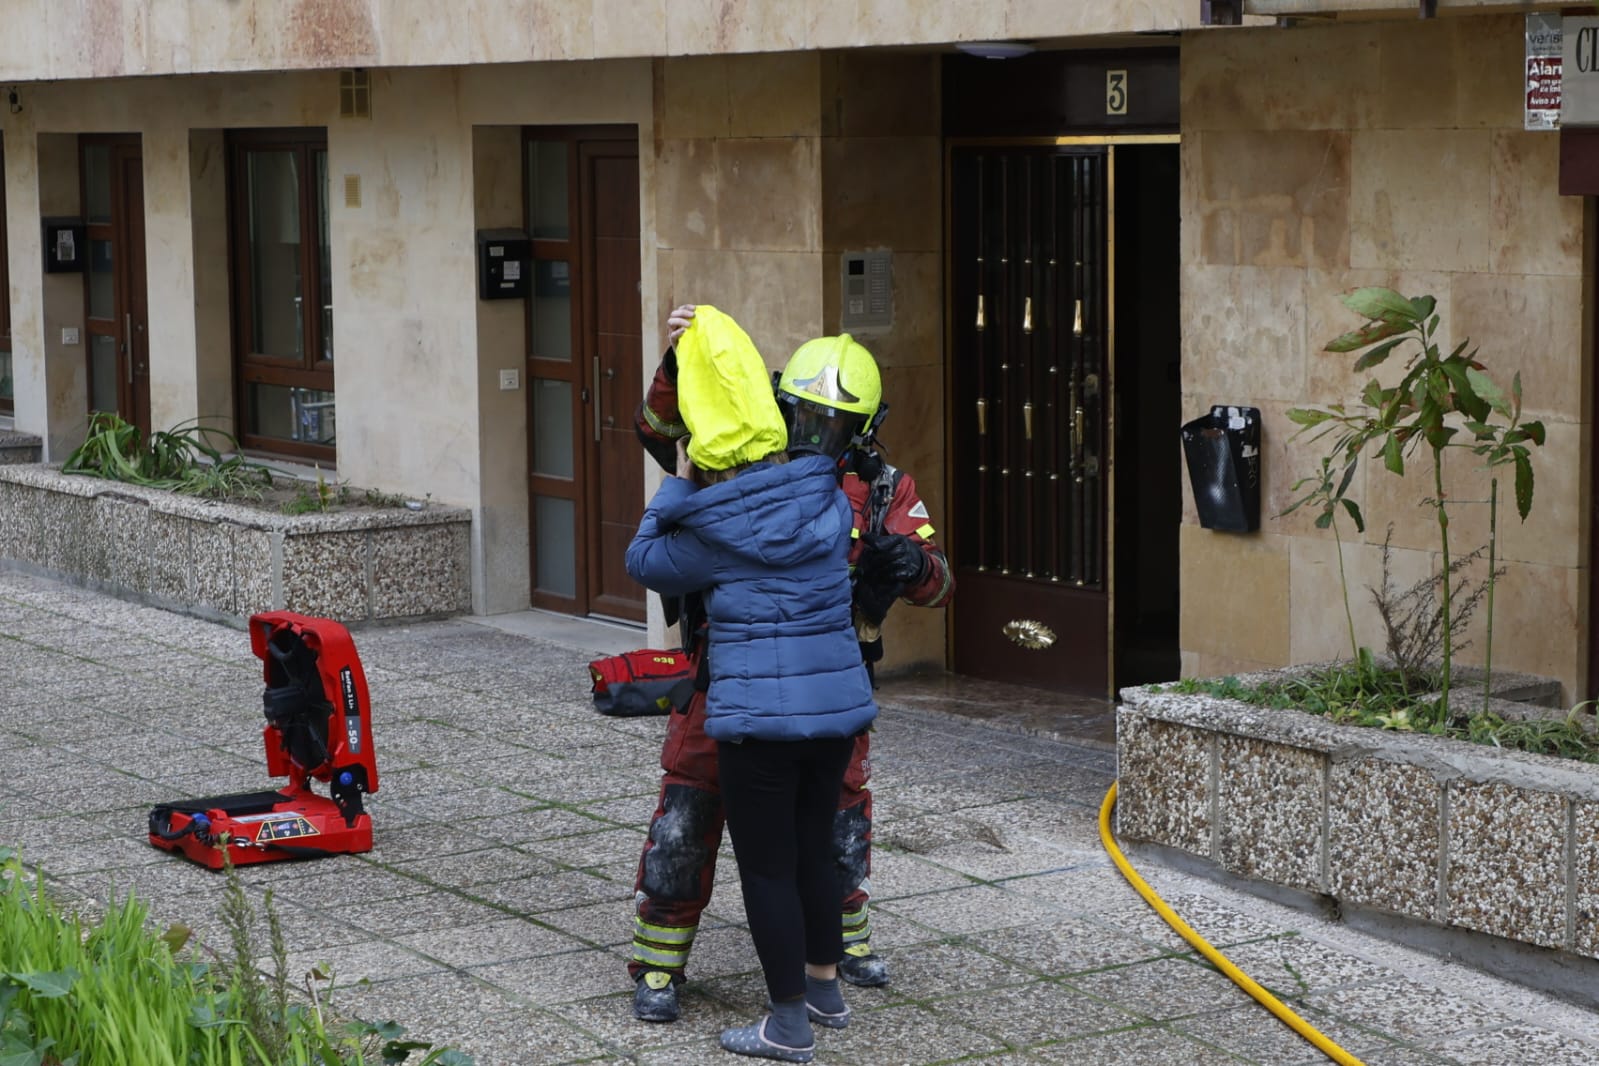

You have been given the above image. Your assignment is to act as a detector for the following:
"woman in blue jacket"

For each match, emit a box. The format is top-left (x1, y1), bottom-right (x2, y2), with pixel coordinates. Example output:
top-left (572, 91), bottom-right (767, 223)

top-left (626, 307), bottom-right (877, 1064)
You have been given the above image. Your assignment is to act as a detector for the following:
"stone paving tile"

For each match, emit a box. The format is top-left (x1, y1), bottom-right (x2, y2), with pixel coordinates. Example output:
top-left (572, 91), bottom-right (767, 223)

top-left (1299, 979), bottom-right (1521, 1043)
top-left (1172, 1003), bottom-right (1401, 1065)
top-left (283, 938), bottom-right (449, 984)
top-left (340, 891), bottom-right (528, 937)
top-left (1066, 956), bottom-right (1257, 1020)
top-left (874, 883), bottom-right (1073, 938)
top-left (811, 1002), bottom-right (1007, 1063)
top-left (386, 845), bottom-right (564, 890)
top-left (873, 938), bottom-right (1038, 996)
top-left (1202, 933), bottom-right (1398, 996)
top-left (970, 914), bottom-right (1175, 976)
top-left (392, 916), bottom-right (589, 966)
top-left (934, 979), bottom-right (1150, 1047)
top-left (869, 850), bottom-right (981, 900)
top-left (5, 571), bottom-right (1599, 1065)
top-left (1051, 1024), bottom-right (1253, 1064)
top-left (471, 947), bottom-right (632, 1005)
top-left (1418, 1024), bottom-right (1599, 1066)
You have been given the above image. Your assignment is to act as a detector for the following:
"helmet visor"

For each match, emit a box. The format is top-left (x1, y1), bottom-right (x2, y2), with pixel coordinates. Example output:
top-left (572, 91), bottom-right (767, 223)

top-left (783, 397), bottom-right (863, 459)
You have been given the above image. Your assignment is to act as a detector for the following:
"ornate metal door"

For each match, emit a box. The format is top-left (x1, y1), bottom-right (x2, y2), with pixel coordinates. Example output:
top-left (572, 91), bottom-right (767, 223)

top-left (950, 147), bottom-right (1109, 694)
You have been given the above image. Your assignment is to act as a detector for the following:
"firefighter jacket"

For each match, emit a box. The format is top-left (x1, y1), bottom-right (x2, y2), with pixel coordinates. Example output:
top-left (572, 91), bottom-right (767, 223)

top-left (634, 347), bottom-right (954, 638)
top-left (625, 453), bottom-right (878, 743)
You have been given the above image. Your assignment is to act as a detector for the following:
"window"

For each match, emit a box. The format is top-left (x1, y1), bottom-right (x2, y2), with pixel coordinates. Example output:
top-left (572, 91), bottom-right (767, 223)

top-left (0, 143), bottom-right (11, 415)
top-left (228, 130), bottom-right (332, 458)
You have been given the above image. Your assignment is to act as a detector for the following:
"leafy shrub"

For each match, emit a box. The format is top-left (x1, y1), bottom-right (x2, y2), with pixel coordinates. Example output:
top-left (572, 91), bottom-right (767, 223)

top-left (63, 413), bottom-right (273, 500)
top-left (0, 846), bottom-right (473, 1065)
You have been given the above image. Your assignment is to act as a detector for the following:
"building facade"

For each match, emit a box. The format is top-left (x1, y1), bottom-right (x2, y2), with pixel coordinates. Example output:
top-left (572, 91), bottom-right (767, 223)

top-left (1, 1), bottom-right (1590, 701)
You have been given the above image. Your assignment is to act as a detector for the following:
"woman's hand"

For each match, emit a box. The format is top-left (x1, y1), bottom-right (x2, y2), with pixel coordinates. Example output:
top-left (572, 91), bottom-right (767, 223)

top-left (667, 304), bottom-right (697, 346)
top-left (675, 437), bottom-right (696, 482)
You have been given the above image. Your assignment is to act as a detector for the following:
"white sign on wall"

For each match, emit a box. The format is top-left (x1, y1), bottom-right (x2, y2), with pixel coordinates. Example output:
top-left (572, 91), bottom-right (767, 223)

top-left (1527, 13), bottom-right (1562, 131)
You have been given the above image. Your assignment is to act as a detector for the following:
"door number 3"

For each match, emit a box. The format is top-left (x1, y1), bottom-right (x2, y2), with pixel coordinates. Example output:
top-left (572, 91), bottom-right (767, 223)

top-left (1106, 70), bottom-right (1128, 116)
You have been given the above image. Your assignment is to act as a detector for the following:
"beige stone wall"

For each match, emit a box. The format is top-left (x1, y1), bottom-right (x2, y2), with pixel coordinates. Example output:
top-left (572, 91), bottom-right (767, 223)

top-left (648, 50), bottom-right (950, 669)
top-left (1, 61), bottom-right (655, 618)
top-left (1181, 16), bottom-right (1590, 698)
top-left (0, 1), bottom-right (1201, 84)
top-left (821, 53), bottom-right (948, 675)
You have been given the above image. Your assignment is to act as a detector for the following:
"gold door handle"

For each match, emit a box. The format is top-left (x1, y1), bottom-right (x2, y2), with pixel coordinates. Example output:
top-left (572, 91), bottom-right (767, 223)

top-left (1072, 299), bottom-right (1083, 337)
top-left (1074, 406), bottom-right (1084, 455)
top-left (975, 294), bottom-right (986, 331)
top-left (1023, 401), bottom-right (1033, 440)
top-left (1022, 296), bottom-right (1032, 334)
top-left (976, 398), bottom-right (987, 435)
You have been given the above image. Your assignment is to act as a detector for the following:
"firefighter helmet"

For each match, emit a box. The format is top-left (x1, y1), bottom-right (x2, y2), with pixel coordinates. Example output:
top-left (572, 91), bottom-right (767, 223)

top-left (776, 334), bottom-right (884, 459)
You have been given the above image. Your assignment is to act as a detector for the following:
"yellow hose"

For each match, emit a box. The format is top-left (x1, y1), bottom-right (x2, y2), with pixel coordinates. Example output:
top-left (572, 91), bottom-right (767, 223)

top-left (1097, 782), bottom-right (1365, 1066)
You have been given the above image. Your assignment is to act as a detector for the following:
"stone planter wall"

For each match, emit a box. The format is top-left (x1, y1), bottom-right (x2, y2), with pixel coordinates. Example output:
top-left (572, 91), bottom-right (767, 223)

top-left (1118, 677), bottom-right (1599, 977)
top-left (0, 465), bottom-right (471, 624)
top-left (0, 432), bottom-right (42, 464)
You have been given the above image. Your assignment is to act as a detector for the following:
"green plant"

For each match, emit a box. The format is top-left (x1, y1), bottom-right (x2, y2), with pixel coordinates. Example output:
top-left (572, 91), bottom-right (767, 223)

top-left (64, 412), bottom-right (273, 500)
top-left (1287, 288), bottom-right (1545, 723)
top-left (1166, 671), bottom-right (1599, 763)
top-left (0, 843), bottom-right (473, 1066)
top-left (1281, 454), bottom-right (1363, 663)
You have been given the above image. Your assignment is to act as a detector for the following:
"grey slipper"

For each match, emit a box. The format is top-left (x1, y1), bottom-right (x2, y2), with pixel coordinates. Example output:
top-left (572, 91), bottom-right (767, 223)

top-left (718, 1016), bottom-right (816, 1062)
top-left (805, 1000), bottom-right (851, 1029)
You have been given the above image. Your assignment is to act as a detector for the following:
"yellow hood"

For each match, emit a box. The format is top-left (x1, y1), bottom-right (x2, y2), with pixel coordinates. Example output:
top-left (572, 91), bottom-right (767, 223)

top-left (676, 306), bottom-right (788, 472)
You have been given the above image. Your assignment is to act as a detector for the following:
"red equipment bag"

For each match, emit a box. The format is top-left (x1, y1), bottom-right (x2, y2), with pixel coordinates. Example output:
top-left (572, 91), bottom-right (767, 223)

top-left (589, 649), bottom-right (695, 717)
top-left (148, 612), bottom-right (380, 869)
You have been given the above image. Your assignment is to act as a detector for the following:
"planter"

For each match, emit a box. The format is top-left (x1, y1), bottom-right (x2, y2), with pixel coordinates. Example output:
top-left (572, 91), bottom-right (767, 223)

top-left (1117, 669), bottom-right (1599, 1007)
top-left (0, 464), bottom-right (471, 624)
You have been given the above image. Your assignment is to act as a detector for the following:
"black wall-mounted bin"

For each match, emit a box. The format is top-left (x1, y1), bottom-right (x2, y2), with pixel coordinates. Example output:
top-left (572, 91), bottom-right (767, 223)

top-left (1181, 405), bottom-right (1261, 533)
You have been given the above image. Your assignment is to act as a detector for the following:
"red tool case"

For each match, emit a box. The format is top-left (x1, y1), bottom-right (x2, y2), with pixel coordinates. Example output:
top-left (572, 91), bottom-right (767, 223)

top-left (149, 612), bottom-right (380, 869)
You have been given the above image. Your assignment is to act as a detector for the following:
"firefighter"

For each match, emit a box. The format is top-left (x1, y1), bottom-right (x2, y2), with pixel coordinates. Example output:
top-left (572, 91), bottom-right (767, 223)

top-left (628, 305), bottom-right (953, 1024)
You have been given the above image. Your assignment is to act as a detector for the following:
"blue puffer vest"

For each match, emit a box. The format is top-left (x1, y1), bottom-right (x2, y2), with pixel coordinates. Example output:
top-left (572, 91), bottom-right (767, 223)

top-left (625, 453), bottom-right (878, 743)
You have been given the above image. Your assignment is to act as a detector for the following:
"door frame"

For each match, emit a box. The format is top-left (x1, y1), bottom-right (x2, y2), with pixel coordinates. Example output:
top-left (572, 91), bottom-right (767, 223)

top-left (80, 134), bottom-right (150, 435)
top-left (522, 124), bottom-right (642, 620)
top-left (942, 133), bottom-right (1179, 697)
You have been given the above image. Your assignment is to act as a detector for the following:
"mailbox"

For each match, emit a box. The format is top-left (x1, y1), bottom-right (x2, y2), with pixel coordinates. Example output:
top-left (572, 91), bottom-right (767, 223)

top-left (476, 228), bottom-right (530, 300)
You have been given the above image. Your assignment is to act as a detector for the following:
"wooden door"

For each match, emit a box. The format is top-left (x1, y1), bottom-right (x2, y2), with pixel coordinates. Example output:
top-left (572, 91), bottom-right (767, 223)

top-left (525, 129), bottom-right (645, 623)
top-left (949, 147), bottom-right (1110, 695)
top-left (82, 136), bottom-right (150, 434)
top-left (582, 143), bottom-right (645, 621)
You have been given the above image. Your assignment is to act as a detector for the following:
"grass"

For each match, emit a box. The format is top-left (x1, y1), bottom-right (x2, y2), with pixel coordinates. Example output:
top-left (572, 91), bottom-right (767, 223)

top-left (1158, 662), bottom-right (1599, 764)
top-left (0, 845), bottom-right (473, 1065)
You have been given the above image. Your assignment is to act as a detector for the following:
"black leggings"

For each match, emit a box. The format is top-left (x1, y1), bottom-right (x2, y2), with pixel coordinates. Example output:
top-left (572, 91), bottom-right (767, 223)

top-left (717, 735), bottom-right (855, 1003)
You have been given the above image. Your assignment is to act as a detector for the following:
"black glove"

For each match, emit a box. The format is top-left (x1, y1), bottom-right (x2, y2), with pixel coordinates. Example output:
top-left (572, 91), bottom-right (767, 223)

top-left (854, 533), bottom-right (929, 626)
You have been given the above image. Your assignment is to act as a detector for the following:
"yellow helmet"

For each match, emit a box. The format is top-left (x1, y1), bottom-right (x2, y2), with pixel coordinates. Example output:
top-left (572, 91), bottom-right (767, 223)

top-left (776, 335), bottom-right (884, 458)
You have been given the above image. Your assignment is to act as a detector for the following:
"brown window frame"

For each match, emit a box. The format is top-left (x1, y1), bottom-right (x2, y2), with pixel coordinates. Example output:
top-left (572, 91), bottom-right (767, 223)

top-left (0, 141), bottom-right (12, 415)
top-left (226, 128), bottom-right (333, 461)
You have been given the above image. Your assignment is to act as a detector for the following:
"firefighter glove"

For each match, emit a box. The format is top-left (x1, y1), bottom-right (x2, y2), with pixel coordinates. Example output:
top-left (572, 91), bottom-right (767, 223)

top-left (855, 533), bottom-right (928, 625)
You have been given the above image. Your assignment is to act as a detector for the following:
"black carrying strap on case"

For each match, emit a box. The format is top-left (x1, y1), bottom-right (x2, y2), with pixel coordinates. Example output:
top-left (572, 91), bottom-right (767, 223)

top-left (263, 629), bottom-right (334, 772)
top-left (149, 790), bottom-right (288, 842)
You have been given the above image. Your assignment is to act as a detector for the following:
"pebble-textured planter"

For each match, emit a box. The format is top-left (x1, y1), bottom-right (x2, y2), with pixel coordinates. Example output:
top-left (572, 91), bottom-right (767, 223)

top-left (0, 464), bottom-right (470, 624)
top-left (1118, 669), bottom-right (1599, 977)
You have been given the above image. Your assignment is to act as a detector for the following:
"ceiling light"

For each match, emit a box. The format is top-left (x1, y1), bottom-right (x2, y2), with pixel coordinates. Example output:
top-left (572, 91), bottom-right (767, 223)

top-left (955, 41), bottom-right (1036, 60)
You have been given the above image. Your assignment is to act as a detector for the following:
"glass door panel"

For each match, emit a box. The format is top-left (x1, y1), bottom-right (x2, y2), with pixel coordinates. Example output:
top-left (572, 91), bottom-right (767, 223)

top-left (245, 149), bottom-right (304, 360)
top-left (534, 496), bottom-right (577, 597)
top-left (531, 378), bottom-right (574, 478)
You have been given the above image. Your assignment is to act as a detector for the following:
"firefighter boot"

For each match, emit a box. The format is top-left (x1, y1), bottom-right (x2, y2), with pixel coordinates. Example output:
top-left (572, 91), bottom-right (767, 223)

top-left (634, 970), bottom-right (681, 1022)
top-left (837, 943), bottom-right (889, 987)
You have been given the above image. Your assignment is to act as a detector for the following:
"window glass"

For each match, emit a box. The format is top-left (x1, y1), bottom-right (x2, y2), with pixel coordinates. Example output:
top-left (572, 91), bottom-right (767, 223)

top-left (88, 239), bottom-right (115, 319)
top-left (0, 351), bottom-right (12, 408)
top-left (246, 383), bottom-right (336, 445)
top-left (83, 144), bottom-right (112, 224)
top-left (532, 378), bottom-right (574, 478)
top-left (526, 140), bottom-right (569, 239)
top-left (316, 149), bottom-right (332, 362)
top-left (531, 260), bottom-right (572, 361)
top-left (534, 496), bottom-right (576, 597)
top-left (89, 335), bottom-right (118, 412)
top-left (246, 149), bottom-right (303, 359)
